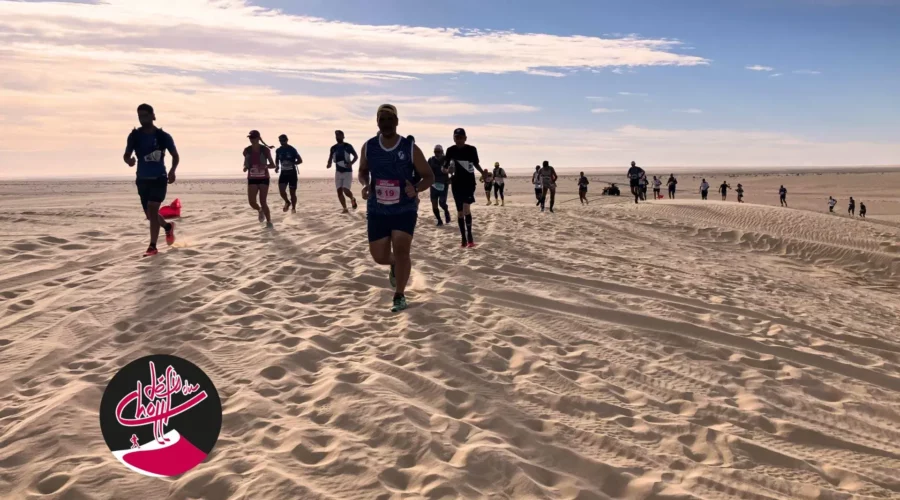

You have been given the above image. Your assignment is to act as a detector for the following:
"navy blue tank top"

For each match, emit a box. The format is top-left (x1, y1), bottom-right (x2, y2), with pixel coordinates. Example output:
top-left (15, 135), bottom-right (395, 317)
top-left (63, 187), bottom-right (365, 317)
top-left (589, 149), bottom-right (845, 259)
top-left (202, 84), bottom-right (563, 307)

top-left (364, 135), bottom-right (417, 216)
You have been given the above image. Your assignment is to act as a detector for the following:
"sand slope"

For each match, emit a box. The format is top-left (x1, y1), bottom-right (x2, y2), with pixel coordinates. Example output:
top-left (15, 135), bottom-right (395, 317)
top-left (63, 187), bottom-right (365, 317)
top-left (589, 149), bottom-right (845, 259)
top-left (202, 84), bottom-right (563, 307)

top-left (1, 176), bottom-right (899, 499)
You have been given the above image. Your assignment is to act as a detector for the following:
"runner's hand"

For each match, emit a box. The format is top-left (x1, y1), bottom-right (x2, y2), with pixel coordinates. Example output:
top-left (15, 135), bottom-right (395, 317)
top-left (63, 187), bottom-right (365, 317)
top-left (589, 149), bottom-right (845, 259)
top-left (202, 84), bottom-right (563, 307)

top-left (167, 171), bottom-right (176, 184)
top-left (405, 180), bottom-right (417, 198)
top-left (361, 185), bottom-right (369, 200)
top-left (126, 156), bottom-right (136, 167)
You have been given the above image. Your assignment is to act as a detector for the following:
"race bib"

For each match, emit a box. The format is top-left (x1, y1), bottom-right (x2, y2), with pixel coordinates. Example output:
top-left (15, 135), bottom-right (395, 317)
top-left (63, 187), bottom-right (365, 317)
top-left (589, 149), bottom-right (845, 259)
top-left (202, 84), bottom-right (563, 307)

top-left (375, 179), bottom-right (401, 205)
top-left (143, 150), bottom-right (162, 163)
top-left (249, 165), bottom-right (266, 178)
top-left (433, 182), bottom-right (445, 191)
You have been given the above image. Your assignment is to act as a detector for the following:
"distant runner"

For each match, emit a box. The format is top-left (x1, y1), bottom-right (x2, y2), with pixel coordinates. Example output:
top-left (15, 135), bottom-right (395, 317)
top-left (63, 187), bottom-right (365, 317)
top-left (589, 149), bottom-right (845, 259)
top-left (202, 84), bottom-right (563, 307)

top-left (652, 176), bottom-right (662, 200)
top-left (699, 179), bottom-right (710, 200)
top-left (848, 197), bottom-right (855, 216)
top-left (578, 172), bottom-right (590, 205)
top-left (327, 130), bottom-right (359, 213)
top-left (720, 181), bottom-right (731, 201)
top-left (859, 202), bottom-right (866, 218)
top-left (779, 185), bottom-right (788, 207)
top-left (736, 183), bottom-right (745, 203)
top-left (627, 161), bottom-right (645, 204)
top-left (532, 166), bottom-right (543, 206)
top-left (124, 103), bottom-right (179, 257)
top-left (639, 172), bottom-right (649, 201)
top-left (358, 104), bottom-right (434, 312)
top-left (667, 173), bottom-right (678, 199)
top-left (243, 130), bottom-right (276, 228)
top-left (492, 162), bottom-right (507, 206)
top-left (445, 128), bottom-right (488, 247)
top-left (828, 196), bottom-right (836, 213)
top-left (483, 170), bottom-right (494, 205)
top-left (539, 160), bottom-right (558, 212)
top-left (428, 145), bottom-right (452, 226)
top-left (276, 134), bottom-right (302, 213)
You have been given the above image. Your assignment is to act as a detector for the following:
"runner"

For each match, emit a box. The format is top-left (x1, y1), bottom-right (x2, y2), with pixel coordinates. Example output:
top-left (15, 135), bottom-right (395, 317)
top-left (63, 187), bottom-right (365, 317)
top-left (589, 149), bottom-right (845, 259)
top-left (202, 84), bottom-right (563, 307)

top-left (492, 162), bottom-right (507, 206)
top-left (639, 171), bottom-right (649, 201)
top-left (699, 179), bottom-right (710, 200)
top-left (652, 176), bottom-right (662, 200)
top-left (275, 134), bottom-right (302, 213)
top-left (428, 145), bottom-right (452, 226)
top-left (483, 170), bottom-right (494, 205)
top-left (719, 181), bottom-right (731, 201)
top-left (124, 104), bottom-right (179, 257)
top-left (532, 166), bottom-right (543, 206)
top-left (243, 130), bottom-right (276, 228)
top-left (736, 183), bottom-right (745, 203)
top-left (539, 160), bottom-right (558, 212)
top-left (828, 196), bottom-right (837, 213)
top-left (578, 172), bottom-right (590, 205)
top-left (779, 185), bottom-right (788, 207)
top-left (627, 161), bottom-right (645, 204)
top-left (326, 130), bottom-right (359, 213)
top-left (859, 202), bottom-right (867, 219)
top-left (444, 128), bottom-right (488, 247)
top-left (667, 173), bottom-right (678, 199)
top-left (358, 104), bottom-right (434, 312)
top-left (848, 196), bottom-right (855, 216)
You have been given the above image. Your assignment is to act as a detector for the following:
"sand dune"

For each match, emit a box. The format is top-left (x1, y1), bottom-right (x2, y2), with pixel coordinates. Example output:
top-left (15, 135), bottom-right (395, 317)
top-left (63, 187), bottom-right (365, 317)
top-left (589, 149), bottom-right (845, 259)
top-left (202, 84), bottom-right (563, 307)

top-left (1, 172), bottom-right (899, 499)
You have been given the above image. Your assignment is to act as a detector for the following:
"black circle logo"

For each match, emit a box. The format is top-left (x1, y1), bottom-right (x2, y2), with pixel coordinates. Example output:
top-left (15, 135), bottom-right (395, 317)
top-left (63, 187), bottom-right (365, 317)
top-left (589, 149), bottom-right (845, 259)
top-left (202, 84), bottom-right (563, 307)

top-left (99, 354), bottom-right (222, 477)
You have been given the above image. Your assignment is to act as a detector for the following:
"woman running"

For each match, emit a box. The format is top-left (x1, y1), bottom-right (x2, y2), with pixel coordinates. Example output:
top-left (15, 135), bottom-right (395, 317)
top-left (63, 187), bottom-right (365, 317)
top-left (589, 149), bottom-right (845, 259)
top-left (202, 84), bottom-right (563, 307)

top-left (492, 162), bottom-right (507, 206)
top-left (483, 170), bottom-right (494, 205)
top-left (578, 172), bottom-right (590, 204)
top-left (243, 130), bottom-right (276, 228)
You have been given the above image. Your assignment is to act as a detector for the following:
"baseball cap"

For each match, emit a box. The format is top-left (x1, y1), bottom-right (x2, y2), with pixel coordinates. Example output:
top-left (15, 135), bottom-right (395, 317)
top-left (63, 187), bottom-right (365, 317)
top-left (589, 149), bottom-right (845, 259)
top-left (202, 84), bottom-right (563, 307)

top-left (434, 144), bottom-right (443, 151)
top-left (453, 128), bottom-right (466, 137)
top-left (278, 134), bottom-right (288, 141)
top-left (377, 104), bottom-right (398, 117)
top-left (248, 130), bottom-right (261, 139)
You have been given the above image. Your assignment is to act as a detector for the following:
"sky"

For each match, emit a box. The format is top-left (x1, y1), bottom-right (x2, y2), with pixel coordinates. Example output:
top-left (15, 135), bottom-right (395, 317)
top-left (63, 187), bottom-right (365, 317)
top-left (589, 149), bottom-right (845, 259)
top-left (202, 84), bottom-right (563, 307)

top-left (1, 0), bottom-right (899, 179)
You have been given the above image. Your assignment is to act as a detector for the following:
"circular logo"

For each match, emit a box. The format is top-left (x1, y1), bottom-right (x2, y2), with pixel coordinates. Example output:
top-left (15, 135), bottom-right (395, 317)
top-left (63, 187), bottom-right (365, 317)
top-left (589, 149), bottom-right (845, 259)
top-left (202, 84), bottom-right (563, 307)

top-left (99, 354), bottom-right (222, 478)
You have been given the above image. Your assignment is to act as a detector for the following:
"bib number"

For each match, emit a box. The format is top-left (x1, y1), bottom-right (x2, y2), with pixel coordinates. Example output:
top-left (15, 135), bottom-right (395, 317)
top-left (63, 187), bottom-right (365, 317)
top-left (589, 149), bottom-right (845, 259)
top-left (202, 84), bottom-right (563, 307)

top-left (433, 182), bottom-right (445, 192)
top-left (375, 179), bottom-right (401, 205)
top-left (249, 165), bottom-right (266, 178)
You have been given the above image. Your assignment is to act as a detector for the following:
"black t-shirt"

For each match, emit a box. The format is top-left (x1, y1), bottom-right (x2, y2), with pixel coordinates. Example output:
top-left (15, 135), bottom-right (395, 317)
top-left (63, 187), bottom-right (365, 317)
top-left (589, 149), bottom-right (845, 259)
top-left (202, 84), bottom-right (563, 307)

top-left (428, 156), bottom-right (448, 184)
top-left (627, 166), bottom-right (644, 181)
top-left (445, 144), bottom-right (480, 189)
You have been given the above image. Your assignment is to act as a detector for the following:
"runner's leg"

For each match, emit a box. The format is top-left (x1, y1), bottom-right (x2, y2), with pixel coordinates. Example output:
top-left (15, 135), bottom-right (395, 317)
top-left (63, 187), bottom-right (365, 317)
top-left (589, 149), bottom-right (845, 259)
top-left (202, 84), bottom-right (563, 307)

top-left (146, 201), bottom-right (163, 247)
top-left (259, 183), bottom-right (272, 223)
top-left (439, 189), bottom-right (451, 223)
top-left (550, 187), bottom-right (556, 211)
top-left (248, 184), bottom-right (261, 211)
top-left (337, 188), bottom-right (348, 210)
top-left (391, 231), bottom-right (413, 296)
top-left (279, 182), bottom-right (290, 211)
top-left (342, 187), bottom-right (357, 209)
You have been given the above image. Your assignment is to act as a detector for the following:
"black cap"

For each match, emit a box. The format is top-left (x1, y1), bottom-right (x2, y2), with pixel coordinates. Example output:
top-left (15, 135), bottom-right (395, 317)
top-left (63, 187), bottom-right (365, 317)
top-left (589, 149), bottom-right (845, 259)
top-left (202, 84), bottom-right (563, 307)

top-left (248, 130), bottom-right (261, 139)
top-left (453, 128), bottom-right (466, 137)
top-left (542, 160), bottom-right (550, 167)
top-left (278, 134), bottom-right (288, 141)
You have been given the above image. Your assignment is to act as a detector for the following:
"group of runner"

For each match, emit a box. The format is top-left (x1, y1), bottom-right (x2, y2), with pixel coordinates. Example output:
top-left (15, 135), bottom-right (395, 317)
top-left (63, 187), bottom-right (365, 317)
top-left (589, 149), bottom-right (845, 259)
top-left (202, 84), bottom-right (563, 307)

top-left (829, 196), bottom-right (866, 217)
top-left (626, 162), bottom-right (679, 203)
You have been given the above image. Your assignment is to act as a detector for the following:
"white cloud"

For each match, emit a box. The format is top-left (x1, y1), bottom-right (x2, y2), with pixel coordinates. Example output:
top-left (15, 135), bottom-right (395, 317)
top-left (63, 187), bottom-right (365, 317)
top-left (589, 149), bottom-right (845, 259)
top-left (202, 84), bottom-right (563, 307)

top-left (586, 96), bottom-right (610, 101)
top-left (618, 92), bottom-right (649, 96)
top-left (673, 108), bottom-right (703, 114)
top-left (793, 69), bottom-right (822, 75)
top-left (591, 108), bottom-right (626, 113)
top-left (612, 68), bottom-right (625, 74)
top-left (770, 73), bottom-right (783, 78)
top-left (746, 65), bottom-right (775, 72)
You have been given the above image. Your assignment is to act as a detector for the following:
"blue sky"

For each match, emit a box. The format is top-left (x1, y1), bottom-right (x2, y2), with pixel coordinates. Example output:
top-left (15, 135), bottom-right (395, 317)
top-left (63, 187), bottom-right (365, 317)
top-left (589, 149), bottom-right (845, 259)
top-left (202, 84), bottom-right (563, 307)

top-left (0, 0), bottom-right (898, 177)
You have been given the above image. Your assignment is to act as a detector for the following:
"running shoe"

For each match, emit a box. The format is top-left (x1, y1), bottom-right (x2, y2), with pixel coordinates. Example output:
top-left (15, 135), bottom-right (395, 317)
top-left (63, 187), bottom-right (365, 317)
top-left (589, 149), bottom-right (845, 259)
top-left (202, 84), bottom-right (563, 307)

top-left (164, 222), bottom-right (176, 246)
top-left (389, 264), bottom-right (397, 289)
top-left (467, 242), bottom-right (476, 248)
top-left (258, 209), bottom-right (265, 222)
top-left (391, 295), bottom-right (408, 313)
top-left (143, 246), bottom-right (158, 257)
top-left (266, 222), bottom-right (274, 229)
top-left (351, 198), bottom-right (358, 210)
top-left (460, 242), bottom-right (467, 248)
top-left (283, 202), bottom-right (290, 212)
top-left (436, 221), bottom-right (444, 227)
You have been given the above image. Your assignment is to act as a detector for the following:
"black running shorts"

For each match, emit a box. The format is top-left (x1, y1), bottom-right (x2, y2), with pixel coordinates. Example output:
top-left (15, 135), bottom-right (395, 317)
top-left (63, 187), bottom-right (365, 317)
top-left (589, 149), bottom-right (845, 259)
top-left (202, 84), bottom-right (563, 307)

top-left (278, 170), bottom-right (298, 189)
top-left (136, 176), bottom-right (168, 211)
top-left (367, 211), bottom-right (417, 242)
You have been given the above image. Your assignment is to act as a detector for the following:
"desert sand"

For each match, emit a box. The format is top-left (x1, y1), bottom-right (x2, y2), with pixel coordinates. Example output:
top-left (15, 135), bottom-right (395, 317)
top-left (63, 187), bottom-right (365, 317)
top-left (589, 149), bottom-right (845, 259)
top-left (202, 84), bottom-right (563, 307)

top-left (1, 170), bottom-right (899, 499)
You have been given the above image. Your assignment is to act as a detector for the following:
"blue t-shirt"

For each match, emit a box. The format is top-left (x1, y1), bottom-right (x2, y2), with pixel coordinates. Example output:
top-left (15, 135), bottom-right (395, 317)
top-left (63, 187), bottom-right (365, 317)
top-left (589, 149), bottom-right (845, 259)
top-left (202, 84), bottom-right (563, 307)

top-left (129, 128), bottom-right (175, 179)
top-left (330, 143), bottom-right (357, 173)
top-left (364, 135), bottom-right (417, 216)
top-left (276, 145), bottom-right (300, 171)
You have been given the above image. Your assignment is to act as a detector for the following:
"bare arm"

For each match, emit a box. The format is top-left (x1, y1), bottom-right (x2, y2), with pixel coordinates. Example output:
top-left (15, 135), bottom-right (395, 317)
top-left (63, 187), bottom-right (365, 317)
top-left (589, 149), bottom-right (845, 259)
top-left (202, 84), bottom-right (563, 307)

top-left (348, 146), bottom-right (359, 167)
top-left (123, 133), bottom-right (135, 166)
top-left (326, 146), bottom-right (333, 169)
top-left (357, 145), bottom-right (369, 187)
top-left (411, 145), bottom-right (434, 192)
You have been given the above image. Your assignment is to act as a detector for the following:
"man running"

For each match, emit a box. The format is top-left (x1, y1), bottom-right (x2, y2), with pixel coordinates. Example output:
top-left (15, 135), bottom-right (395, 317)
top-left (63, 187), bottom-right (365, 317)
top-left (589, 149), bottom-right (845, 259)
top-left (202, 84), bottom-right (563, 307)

top-left (627, 161), bottom-right (645, 204)
top-left (124, 103), bottom-right (179, 257)
top-left (652, 175), bottom-right (662, 200)
top-left (539, 160), bottom-right (558, 212)
top-left (859, 202), bottom-right (866, 218)
top-left (492, 162), bottom-right (507, 206)
top-left (828, 196), bottom-right (837, 213)
top-left (779, 185), bottom-right (788, 207)
top-left (720, 181), bottom-right (731, 201)
top-left (667, 173), bottom-right (678, 199)
top-left (243, 130), bottom-right (276, 228)
top-left (700, 179), bottom-right (710, 200)
top-left (358, 104), bottom-right (434, 312)
top-left (444, 128), bottom-right (488, 247)
top-left (428, 145), bottom-right (451, 226)
top-left (483, 169), bottom-right (494, 205)
top-left (276, 134), bottom-right (302, 213)
top-left (848, 197), bottom-right (855, 216)
top-left (532, 166), bottom-right (543, 206)
top-left (578, 172), bottom-right (590, 205)
top-left (736, 183), bottom-right (745, 203)
top-left (327, 130), bottom-right (359, 213)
